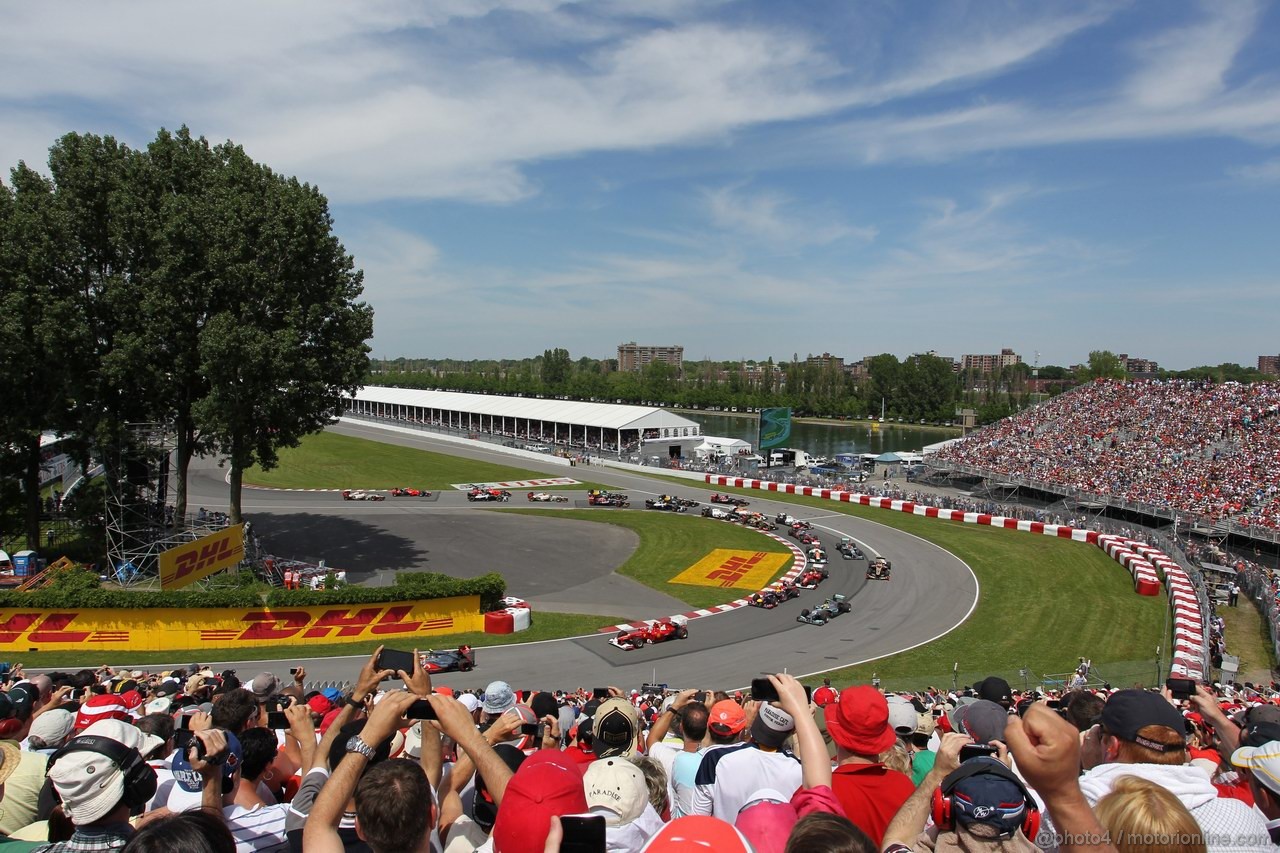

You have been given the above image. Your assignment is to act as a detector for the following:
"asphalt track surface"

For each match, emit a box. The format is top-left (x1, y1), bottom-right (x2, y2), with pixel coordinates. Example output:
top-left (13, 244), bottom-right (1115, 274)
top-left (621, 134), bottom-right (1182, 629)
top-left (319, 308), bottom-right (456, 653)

top-left (160, 421), bottom-right (980, 691)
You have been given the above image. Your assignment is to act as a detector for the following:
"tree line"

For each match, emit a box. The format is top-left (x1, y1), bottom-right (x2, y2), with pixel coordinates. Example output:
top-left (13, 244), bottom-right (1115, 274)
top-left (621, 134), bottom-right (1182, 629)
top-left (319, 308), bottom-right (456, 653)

top-left (0, 128), bottom-right (372, 552)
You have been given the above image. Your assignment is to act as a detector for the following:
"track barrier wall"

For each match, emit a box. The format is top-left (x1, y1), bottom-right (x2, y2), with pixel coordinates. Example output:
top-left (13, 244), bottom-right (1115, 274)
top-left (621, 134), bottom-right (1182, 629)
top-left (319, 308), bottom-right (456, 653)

top-left (0, 596), bottom-right (483, 653)
top-left (706, 475), bottom-right (1207, 680)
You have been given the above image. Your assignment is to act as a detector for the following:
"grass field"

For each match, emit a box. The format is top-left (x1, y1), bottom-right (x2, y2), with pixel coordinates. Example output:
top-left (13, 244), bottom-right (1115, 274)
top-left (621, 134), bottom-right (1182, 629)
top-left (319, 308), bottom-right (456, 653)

top-left (509, 508), bottom-right (794, 610)
top-left (1218, 599), bottom-right (1277, 684)
top-left (244, 432), bottom-right (609, 491)
top-left (27, 611), bottom-right (619, 669)
top-left (670, 480), bottom-right (1169, 690)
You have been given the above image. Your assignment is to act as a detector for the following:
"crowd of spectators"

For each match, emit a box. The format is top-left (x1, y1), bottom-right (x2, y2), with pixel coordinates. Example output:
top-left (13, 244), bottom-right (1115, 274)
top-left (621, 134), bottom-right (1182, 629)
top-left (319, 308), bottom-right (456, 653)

top-left (1, 653), bottom-right (1279, 851)
top-left (932, 380), bottom-right (1280, 530)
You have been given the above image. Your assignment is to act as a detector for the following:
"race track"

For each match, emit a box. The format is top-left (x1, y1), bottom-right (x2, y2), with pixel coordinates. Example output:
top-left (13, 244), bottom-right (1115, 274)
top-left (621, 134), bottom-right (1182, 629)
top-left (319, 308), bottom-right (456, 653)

top-left (158, 421), bottom-right (980, 690)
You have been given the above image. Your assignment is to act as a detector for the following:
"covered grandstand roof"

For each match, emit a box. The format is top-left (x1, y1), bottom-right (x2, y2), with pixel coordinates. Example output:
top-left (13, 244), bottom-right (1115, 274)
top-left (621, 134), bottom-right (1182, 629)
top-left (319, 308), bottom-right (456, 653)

top-left (352, 387), bottom-right (700, 433)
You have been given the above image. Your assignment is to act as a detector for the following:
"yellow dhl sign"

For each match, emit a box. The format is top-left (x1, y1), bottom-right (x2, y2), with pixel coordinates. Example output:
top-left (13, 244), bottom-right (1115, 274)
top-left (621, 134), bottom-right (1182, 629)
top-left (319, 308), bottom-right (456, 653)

top-left (0, 597), bottom-right (483, 652)
top-left (670, 549), bottom-right (790, 589)
top-left (159, 524), bottom-right (246, 589)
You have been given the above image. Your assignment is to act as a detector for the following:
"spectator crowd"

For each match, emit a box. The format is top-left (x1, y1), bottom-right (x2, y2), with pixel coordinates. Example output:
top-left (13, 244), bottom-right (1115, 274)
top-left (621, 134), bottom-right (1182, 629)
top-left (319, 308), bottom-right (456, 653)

top-left (0, 652), bottom-right (1279, 851)
top-left (933, 380), bottom-right (1280, 530)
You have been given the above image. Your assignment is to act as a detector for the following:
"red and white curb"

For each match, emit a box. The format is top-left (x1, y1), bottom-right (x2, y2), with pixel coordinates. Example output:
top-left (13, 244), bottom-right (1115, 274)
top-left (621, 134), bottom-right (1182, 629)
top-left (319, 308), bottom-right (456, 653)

top-left (600, 526), bottom-right (809, 633)
top-left (705, 476), bottom-right (1208, 680)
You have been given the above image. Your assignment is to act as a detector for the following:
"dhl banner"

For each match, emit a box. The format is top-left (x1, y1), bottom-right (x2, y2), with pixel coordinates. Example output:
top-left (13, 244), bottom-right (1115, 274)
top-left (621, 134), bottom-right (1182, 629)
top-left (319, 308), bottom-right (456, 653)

top-left (0, 596), bottom-right (483, 652)
top-left (159, 524), bottom-right (246, 590)
top-left (671, 549), bottom-right (790, 589)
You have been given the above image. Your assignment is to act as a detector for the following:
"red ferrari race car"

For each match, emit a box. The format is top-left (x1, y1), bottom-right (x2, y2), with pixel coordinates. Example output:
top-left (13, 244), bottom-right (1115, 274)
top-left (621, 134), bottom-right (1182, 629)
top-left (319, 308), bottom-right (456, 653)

top-left (793, 529), bottom-right (821, 546)
top-left (390, 487), bottom-right (431, 497)
top-left (467, 487), bottom-right (512, 502)
top-left (420, 645), bottom-right (476, 673)
top-left (527, 491), bottom-right (569, 502)
top-left (609, 615), bottom-right (690, 650)
top-left (341, 490), bottom-right (385, 501)
top-left (710, 494), bottom-right (750, 507)
top-left (796, 564), bottom-right (830, 589)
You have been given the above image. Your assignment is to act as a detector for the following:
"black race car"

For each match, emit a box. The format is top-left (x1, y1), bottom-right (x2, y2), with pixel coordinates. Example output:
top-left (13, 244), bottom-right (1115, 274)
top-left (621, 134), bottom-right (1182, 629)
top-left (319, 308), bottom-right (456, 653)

top-left (867, 557), bottom-right (892, 580)
top-left (796, 594), bottom-right (851, 625)
top-left (837, 538), bottom-right (866, 560)
top-left (421, 646), bottom-right (476, 673)
top-left (645, 498), bottom-right (686, 512)
top-left (467, 487), bottom-right (512, 502)
top-left (710, 493), bottom-right (750, 507)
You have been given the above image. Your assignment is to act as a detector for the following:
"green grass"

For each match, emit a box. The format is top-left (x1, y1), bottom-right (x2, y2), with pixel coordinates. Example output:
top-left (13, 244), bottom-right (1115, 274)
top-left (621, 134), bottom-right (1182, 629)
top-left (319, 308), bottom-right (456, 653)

top-left (1218, 599), bottom-right (1277, 684)
top-left (24, 611), bottom-right (618, 669)
top-left (663, 479), bottom-right (1169, 689)
top-left (508, 508), bottom-right (793, 609)
top-left (245, 432), bottom-right (610, 491)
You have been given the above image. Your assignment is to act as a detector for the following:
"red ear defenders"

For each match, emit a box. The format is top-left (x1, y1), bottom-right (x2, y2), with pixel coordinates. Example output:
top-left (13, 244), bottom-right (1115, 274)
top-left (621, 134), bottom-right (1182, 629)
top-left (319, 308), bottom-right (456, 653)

top-left (930, 757), bottom-right (1040, 840)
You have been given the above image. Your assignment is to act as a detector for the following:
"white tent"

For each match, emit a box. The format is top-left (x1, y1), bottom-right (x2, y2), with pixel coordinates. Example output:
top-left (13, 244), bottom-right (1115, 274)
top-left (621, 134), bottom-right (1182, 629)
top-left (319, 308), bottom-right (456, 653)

top-left (693, 435), bottom-right (752, 458)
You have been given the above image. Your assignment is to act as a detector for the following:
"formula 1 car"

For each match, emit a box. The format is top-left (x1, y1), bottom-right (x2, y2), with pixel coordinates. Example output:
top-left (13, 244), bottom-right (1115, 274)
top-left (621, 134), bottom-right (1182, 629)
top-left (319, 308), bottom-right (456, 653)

top-left (807, 547), bottom-right (828, 566)
top-left (587, 490), bottom-right (631, 507)
top-left (420, 645), bottom-right (476, 673)
top-left (527, 491), bottom-right (569, 502)
top-left (736, 512), bottom-right (778, 531)
top-left (389, 487), bottom-right (431, 497)
top-left (710, 494), bottom-right (750, 507)
top-left (837, 538), bottom-right (866, 560)
top-left (776, 513), bottom-right (809, 529)
top-left (796, 594), bottom-right (851, 625)
top-left (792, 528), bottom-right (820, 546)
top-left (748, 579), bottom-right (800, 607)
top-left (702, 506), bottom-right (734, 520)
top-left (796, 564), bottom-right (830, 589)
top-left (341, 490), bottom-right (386, 501)
top-left (645, 498), bottom-right (686, 512)
top-left (659, 495), bottom-right (700, 508)
top-left (609, 615), bottom-right (689, 650)
top-left (867, 557), bottom-right (892, 580)
top-left (467, 487), bottom-right (512, 502)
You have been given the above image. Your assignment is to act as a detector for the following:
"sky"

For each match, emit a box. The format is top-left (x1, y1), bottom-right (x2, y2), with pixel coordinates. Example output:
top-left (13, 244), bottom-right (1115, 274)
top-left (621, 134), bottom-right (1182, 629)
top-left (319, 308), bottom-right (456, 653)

top-left (3, 1), bottom-right (1279, 369)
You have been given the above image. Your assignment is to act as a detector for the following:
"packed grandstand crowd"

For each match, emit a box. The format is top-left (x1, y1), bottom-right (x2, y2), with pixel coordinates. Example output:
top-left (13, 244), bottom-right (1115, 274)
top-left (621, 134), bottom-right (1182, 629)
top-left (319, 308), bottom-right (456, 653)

top-left (1, 653), bottom-right (1280, 852)
top-left (932, 380), bottom-right (1280, 530)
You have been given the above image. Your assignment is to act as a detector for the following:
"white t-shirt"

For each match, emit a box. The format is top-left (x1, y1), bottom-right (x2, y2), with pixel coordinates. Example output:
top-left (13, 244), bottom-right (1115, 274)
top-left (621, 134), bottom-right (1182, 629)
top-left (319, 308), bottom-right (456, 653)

top-left (689, 742), bottom-right (802, 820)
top-left (224, 802), bottom-right (290, 852)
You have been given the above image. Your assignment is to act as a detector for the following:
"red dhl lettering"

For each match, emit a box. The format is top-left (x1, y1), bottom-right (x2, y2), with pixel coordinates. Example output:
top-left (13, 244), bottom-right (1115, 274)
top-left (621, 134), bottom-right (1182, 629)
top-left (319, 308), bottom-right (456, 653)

top-left (28, 612), bottom-right (92, 644)
top-left (370, 605), bottom-right (425, 635)
top-left (236, 611), bottom-right (314, 641)
top-left (302, 608), bottom-right (385, 639)
top-left (171, 537), bottom-right (241, 582)
top-left (0, 613), bottom-right (42, 644)
top-left (705, 551), bottom-right (768, 587)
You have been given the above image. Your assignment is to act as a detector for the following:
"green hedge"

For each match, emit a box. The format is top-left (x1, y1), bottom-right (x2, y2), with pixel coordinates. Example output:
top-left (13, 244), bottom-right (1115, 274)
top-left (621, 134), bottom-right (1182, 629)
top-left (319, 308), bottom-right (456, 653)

top-left (0, 569), bottom-right (505, 612)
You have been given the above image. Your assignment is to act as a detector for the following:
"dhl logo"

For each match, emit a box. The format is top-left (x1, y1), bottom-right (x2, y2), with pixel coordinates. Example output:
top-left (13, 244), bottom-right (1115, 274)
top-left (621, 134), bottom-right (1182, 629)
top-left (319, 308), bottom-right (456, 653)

top-left (172, 537), bottom-right (241, 582)
top-left (706, 552), bottom-right (772, 587)
top-left (159, 524), bottom-right (245, 590)
top-left (211, 606), bottom-right (454, 642)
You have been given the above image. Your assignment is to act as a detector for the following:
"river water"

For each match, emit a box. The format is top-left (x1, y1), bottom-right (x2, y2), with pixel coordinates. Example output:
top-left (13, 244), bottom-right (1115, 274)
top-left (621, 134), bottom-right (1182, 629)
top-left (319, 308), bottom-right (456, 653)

top-left (682, 413), bottom-right (952, 458)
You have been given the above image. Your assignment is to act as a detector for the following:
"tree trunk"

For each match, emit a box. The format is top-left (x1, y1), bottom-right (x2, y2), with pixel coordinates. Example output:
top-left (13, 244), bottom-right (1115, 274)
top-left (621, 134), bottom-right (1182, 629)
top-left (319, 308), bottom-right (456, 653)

top-left (173, 421), bottom-right (195, 527)
top-left (228, 463), bottom-right (243, 525)
top-left (22, 436), bottom-right (42, 551)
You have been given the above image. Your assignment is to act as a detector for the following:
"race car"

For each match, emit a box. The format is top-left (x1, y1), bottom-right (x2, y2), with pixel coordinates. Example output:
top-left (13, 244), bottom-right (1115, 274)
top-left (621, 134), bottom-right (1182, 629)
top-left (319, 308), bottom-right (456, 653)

top-left (527, 491), bottom-right (569, 502)
top-left (341, 489), bottom-right (386, 501)
top-left (867, 557), bottom-right (892, 580)
top-left (776, 513), bottom-right (809, 528)
top-left (702, 506), bottom-right (734, 520)
top-left (795, 530), bottom-right (821, 546)
top-left (773, 579), bottom-right (800, 601)
top-left (837, 538), bottom-right (866, 560)
top-left (609, 615), bottom-right (689, 650)
top-left (795, 594), bottom-right (851, 625)
top-left (796, 564), bottom-right (830, 589)
top-left (587, 490), bottom-right (631, 507)
top-left (389, 487), bottom-right (431, 497)
top-left (710, 494), bottom-right (750, 506)
top-left (748, 589), bottom-right (782, 608)
top-left (467, 487), bottom-right (512, 502)
top-left (420, 645), bottom-right (476, 673)
top-left (807, 547), bottom-right (828, 566)
top-left (645, 498), bottom-right (686, 512)
top-left (657, 495), bottom-right (700, 508)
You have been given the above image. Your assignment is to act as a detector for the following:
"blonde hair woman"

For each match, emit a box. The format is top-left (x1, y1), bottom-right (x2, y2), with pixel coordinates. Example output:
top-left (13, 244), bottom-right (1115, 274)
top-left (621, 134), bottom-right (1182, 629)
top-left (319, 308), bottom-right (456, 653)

top-left (1094, 775), bottom-right (1206, 853)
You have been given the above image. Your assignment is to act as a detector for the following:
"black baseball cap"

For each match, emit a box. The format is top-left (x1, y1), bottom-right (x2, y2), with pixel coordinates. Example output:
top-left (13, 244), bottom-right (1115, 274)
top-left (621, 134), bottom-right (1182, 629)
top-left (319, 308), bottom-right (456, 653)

top-left (1101, 690), bottom-right (1185, 752)
top-left (977, 677), bottom-right (1014, 708)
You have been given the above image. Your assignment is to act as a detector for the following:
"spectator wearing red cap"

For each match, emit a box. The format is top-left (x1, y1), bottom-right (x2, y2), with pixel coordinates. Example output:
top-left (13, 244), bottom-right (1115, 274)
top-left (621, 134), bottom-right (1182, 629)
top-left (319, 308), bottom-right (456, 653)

top-left (813, 678), bottom-right (839, 708)
top-left (490, 750), bottom-right (587, 853)
top-left (824, 685), bottom-right (915, 844)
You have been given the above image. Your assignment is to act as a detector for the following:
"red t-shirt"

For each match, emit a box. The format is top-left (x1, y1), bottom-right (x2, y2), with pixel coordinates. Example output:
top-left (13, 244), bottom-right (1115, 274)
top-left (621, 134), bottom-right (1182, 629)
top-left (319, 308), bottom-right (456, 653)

top-left (813, 686), bottom-right (838, 707)
top-left (832, 762), bottom-right (917, 845)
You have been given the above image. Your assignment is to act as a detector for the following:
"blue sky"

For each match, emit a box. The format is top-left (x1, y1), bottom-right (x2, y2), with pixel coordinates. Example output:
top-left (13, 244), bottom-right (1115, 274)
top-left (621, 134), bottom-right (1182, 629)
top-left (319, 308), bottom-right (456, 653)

top-left (4, 1), bottom-right (1279, 368)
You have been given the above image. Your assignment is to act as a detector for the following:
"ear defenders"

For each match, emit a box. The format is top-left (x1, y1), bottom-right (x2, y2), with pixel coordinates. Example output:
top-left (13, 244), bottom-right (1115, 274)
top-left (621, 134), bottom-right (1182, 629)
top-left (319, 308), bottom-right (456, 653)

top-left (930, 757), bottom-right (1040, 840)
top-left (47, 734), bottom-right (158, 813)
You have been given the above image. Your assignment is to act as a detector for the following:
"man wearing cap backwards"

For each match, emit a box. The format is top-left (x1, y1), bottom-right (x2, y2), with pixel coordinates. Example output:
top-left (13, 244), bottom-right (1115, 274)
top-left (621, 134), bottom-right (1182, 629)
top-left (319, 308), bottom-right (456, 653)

top-left (823, 684), bottom-right (916, 845)
top-left (1071, 688), bottom-right (1267, 851)
top-left (688, 685), bottom-right (803, 820)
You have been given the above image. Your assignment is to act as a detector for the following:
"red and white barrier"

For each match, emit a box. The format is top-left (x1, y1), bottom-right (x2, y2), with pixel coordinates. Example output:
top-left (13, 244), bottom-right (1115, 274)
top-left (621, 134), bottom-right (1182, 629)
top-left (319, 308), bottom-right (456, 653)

top-left (705, 475), bottom-right (1210, 679)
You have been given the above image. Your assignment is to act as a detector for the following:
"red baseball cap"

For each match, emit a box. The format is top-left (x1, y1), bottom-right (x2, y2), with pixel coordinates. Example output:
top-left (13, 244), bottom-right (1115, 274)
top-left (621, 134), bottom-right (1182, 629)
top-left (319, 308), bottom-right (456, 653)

top-left (641, 815), bottom-right (754, 852)
top-left (490, 758), bottom-right (588, 853)
top-left (307, 695), bottom-right (333, 715)
top-left (826, 685), bottom-right (896, 755)
top-left (709, 700), bottom-right (747, 736)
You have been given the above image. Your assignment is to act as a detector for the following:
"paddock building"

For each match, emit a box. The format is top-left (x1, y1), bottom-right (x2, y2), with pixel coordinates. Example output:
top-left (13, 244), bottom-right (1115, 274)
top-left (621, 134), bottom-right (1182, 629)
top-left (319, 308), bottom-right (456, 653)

top-left (346, 387), bottom-right (702, 458)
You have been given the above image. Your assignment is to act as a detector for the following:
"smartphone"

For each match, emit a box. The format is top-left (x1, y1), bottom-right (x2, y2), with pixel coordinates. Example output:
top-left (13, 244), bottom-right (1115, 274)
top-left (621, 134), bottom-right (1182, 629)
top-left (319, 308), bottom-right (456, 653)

top-left (559, 814), bottom-right (606, 853)
top-left (519, 722), bottom-right (544, 738)
top-left (406, 699), bottom-right (437, 720)
top-left (693, 691), bottom-right (707, 705)
top-left (378, 648), bottom-right (416, 675)
top-left (1166, 677), bottom-right (1196, 701)
top-left (751, 677), bottom-right (780, 704)
top-left (175, 714), bottom-right (194, 732)
top-left (803, 685), bottom-right (813, 704)
top-left (592, 687), bottom-right (610, 700)
top-left (960, 743), bottom-right (999, 762)
top-left (172, 729), bottom-right (194, 753)
top-left (266, 711), bottom-right (290, 729)
top-left (289, 668), bottom-right (298, 675)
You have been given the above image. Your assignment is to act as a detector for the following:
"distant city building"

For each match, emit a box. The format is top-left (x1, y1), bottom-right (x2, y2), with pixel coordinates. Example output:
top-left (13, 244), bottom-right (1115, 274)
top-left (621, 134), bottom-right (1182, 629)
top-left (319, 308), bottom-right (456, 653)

top-left (806, 352), bottom-right (845, 371)
top-left (1116, 353), bottom-right (1159, 375)
top-left (907, 350), bottom-right (957, 371)
top-left (618, 342), bottom-right (684, 374)
top-left (960, 348), bottom-right (1022, 374)
top-left (1260, 355), bottom-right (1280, 376)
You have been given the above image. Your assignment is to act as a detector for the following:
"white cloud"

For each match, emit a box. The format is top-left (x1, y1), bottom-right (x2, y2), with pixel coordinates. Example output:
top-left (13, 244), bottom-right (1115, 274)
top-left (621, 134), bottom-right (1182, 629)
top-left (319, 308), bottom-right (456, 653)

top-left (1124, 1), bottom-right (1262, 109)
top-left (1229, 158), bottom-right (1280, 182)
top-left (702, 183), bottom-right (876, 248)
